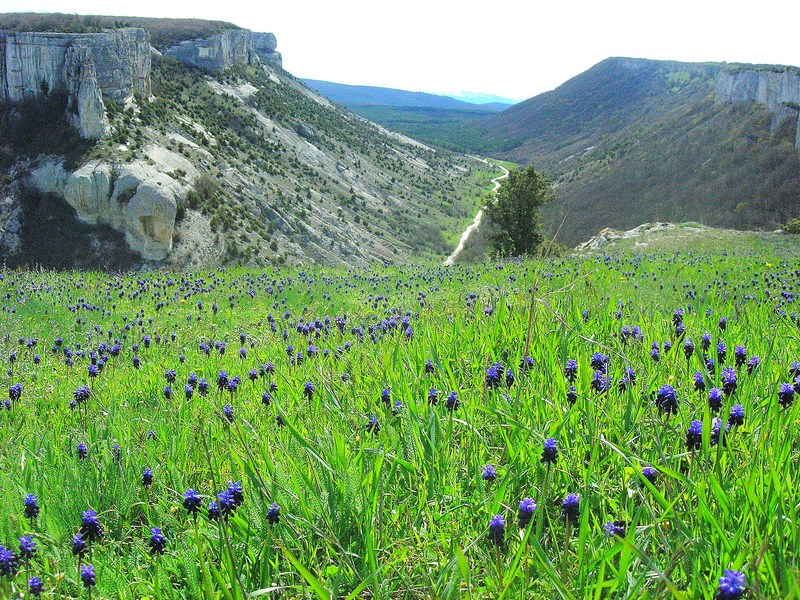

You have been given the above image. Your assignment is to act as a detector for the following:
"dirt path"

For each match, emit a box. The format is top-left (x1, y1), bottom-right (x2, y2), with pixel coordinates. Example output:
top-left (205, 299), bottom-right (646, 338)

top-left (444, 159), bottom-right (509, 265)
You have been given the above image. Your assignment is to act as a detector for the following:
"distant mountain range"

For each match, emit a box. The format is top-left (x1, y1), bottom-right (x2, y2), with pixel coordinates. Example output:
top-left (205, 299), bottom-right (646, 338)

top-left (444, 92), bottom-right (520, 107)
top-left (300, 79), bottom-right (515, 111)
top-left (300, 79), bottom-right (516, 153)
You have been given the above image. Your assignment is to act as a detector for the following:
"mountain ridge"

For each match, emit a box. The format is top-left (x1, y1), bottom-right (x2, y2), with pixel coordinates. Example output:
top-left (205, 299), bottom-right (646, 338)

top-left (464, 56), bottom-right (800, 246)
top-left (300, 79), bottom-right (509, 112)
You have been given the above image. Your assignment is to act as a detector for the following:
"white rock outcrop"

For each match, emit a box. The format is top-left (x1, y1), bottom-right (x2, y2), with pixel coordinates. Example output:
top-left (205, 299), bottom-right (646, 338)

top-left (28, 148), bottom-right (193, 260)
top-left (163, 29), bottom-right (259, 71)
top-left (163, 29), bottom-right (282, 70)
top-left (575, 223), bottom-right (712, 252)
top-left (251, 32), bottom-right (281, 67)
top-left (62, 45), bottom-right (109, 138)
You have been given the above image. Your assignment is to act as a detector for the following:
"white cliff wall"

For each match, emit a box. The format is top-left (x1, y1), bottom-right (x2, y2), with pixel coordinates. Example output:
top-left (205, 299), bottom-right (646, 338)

top-left (0, 28), bottom-right (151, 138)
top-left (715, 68), bottom-right (800, 148)
top-left (163, 28), bottom-right (258, 71)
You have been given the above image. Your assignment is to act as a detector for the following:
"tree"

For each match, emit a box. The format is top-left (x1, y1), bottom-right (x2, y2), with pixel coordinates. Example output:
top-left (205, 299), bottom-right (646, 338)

top-left (483, 165), bottom-right (553, 256)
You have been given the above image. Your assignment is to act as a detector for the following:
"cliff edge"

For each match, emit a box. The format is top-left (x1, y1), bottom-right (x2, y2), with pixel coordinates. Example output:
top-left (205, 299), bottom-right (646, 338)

top-left (715, 67), bottom-right (800, 148)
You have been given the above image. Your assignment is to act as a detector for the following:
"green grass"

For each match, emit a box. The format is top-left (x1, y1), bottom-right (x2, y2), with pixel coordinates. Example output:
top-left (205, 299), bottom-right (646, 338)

top-left (489, 159), bottom-right (519, 171)
top-left (1, 235), bottom-right (800, 597)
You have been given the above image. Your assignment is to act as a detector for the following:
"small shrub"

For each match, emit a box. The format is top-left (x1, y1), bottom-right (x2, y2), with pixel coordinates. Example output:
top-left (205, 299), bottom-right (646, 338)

top-left (782, 218), bottom-right (800, 234)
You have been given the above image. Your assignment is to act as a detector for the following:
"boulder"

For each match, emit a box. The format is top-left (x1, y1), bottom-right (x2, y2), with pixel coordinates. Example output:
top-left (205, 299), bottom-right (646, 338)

top-left (124, 181), bottom-right (177, 260)
top-left (295, 124), bottom-right (316, 140)
top-left (62, 162), bottom-right (113, 224)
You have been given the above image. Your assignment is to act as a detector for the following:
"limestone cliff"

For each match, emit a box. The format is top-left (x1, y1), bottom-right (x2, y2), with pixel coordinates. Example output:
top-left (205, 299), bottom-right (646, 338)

top-left (163, 29), bottom-right (282, 70)
top-left (0, 28), bottom-right (151, 137)
top-left (715, 68), bottom-right (800, 148)
top-left (163, 28), bottom-right (259, 71)
top-left (251, 32), bottom-right (281, 67)
top-left (62, 45), bottom-right (108, 138)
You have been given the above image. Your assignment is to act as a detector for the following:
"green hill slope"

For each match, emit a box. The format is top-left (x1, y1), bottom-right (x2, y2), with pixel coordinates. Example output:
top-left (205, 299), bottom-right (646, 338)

top-left (464, 58), bottom-right (800, 246)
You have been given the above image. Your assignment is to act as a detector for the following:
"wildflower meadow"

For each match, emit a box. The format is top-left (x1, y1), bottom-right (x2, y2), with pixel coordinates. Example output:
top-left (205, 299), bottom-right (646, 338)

top-left (1, 240), bottom-right (799, 598)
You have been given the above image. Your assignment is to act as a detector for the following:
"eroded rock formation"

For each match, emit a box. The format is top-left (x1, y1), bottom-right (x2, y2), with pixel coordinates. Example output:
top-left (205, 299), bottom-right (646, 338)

top-left (251, 32), bottom-right (281, 67)
top-left (0, 28), bottom-right (151, 138)
top-left (28, 150), bottom-right (192, 260)
top-left (163, 28), bottom-right (259, 71)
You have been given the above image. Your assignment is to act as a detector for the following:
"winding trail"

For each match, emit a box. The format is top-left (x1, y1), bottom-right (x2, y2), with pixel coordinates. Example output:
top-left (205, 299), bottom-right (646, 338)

top-left (444, 158), bottom-right (509, 265)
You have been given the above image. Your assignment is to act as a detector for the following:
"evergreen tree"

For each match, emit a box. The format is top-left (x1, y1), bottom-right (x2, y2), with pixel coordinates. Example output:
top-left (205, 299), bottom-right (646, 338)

top-left (483, 165), bottom-right (552, 256)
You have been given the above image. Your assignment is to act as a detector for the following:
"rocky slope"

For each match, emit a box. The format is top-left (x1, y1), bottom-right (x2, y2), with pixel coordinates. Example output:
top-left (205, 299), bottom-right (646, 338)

top-left (574, 222), bottom-right (706, 252)
top-left (0, 15), bottom-right (489, 268)
top-left (573, 221), bottom-right (788, 254)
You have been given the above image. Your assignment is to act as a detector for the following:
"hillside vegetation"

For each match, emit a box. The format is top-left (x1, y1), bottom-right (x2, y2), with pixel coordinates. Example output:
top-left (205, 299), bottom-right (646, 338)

top-left (0, 15), bottom-right (499, 268)
top-left (347, 105), bottom-right (518, 154)
top-left (0, 13), bottom-right (238, 49)
top-left (432, 58), bottom-right (800, 247)
top-left (141, 60), bottom-right (494, 266)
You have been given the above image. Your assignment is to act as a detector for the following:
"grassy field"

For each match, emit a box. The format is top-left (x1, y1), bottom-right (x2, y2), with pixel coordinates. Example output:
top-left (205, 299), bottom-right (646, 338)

top-left (0, 233), bottom-right (799, 598)
top-left (435, 161), bottom-right (505, 249)
top-left (489, 160), bottom-right (519, 172)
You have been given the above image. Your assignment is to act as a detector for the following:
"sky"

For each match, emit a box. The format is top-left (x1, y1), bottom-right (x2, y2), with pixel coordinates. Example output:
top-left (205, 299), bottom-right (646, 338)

top-left (4, 0), bottom-right (800, 101)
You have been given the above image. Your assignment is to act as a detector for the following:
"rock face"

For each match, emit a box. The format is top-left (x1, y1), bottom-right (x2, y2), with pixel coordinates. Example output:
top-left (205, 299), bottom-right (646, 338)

top-left (0, 195), bottom-right (22, 256)
top-left (28, 151), bottom-right (191, 260)
top-left (163, 28), bottom-right (259, 71)
top-left (0, 26), bottom-right (279, 141)
top-left (0, 28), bottom-right (151, 138)
top-left (715, 68), bottom-right (800, 148)
top-left (163, 29), bottom-right (282, 70)
top-left (62, 45), bottom-right (109, 138)
top-left (251, 32), bottom-right (281, 67)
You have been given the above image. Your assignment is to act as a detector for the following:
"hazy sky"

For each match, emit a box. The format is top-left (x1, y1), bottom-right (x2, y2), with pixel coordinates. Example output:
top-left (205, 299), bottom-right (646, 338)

top-left (4, 0), bottom-right (800, 100)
